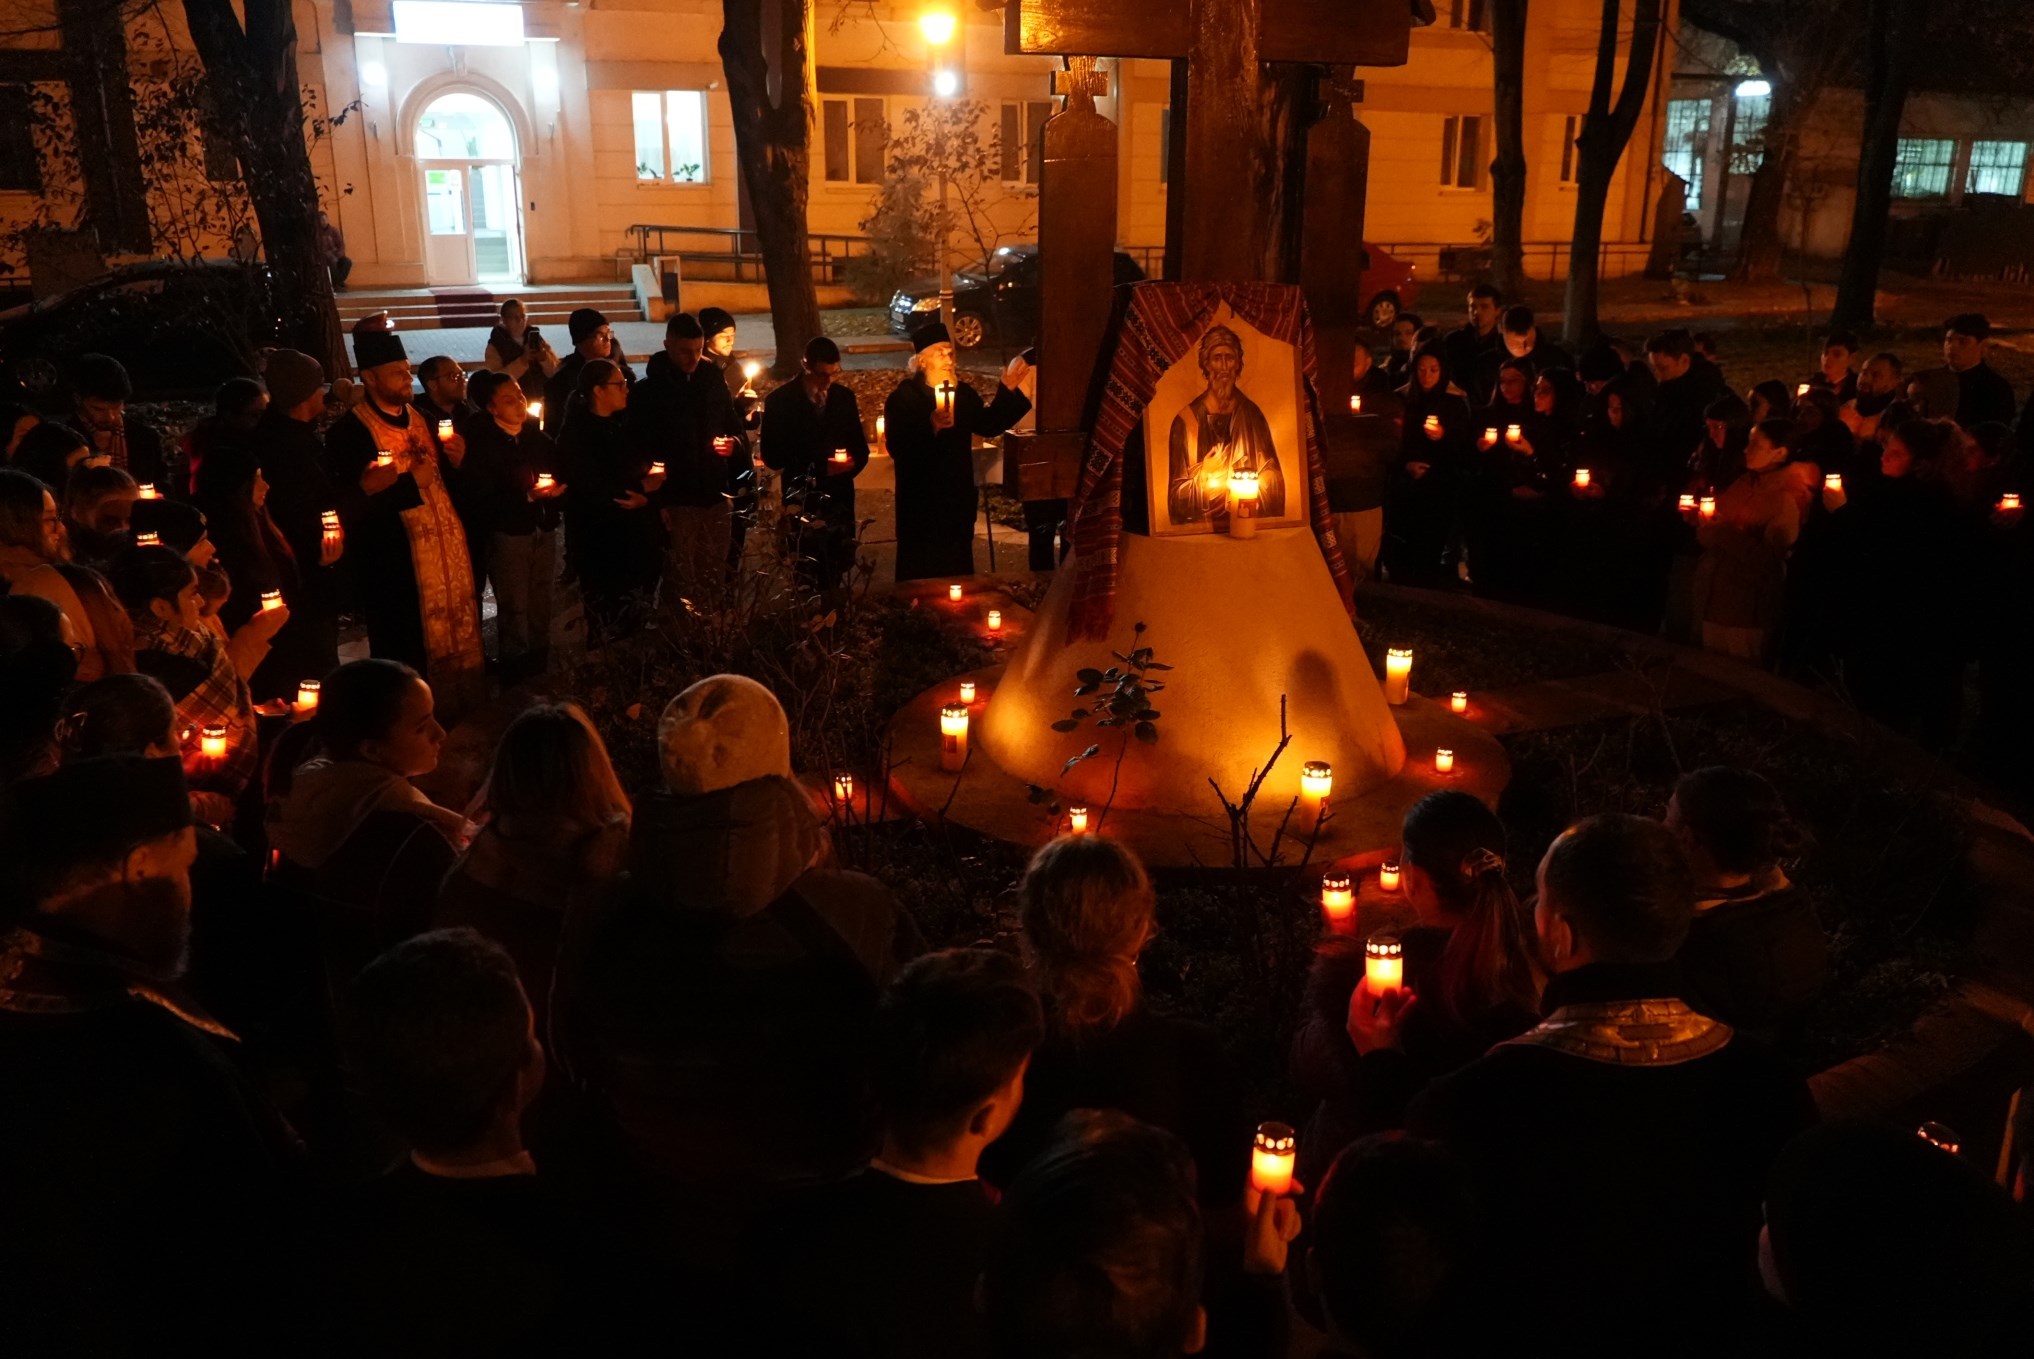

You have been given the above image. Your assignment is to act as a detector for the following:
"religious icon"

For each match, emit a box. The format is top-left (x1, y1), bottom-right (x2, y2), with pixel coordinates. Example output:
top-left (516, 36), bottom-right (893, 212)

top-left (1144, 305), bottom-right (1304, 537)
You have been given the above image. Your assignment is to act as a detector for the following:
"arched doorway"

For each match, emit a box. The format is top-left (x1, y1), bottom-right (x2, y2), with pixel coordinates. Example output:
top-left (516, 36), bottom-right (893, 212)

top-left (415, 91), bottom-right (524, 286)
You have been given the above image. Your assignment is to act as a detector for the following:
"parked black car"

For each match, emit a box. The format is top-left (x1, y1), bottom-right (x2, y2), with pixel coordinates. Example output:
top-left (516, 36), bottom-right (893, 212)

top-left (888, 244), bottom-right (1147, 349)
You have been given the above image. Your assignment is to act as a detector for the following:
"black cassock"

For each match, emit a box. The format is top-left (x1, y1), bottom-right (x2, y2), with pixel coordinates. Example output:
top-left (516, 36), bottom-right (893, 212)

top-left (883, 376), bottom-right (1030, 581)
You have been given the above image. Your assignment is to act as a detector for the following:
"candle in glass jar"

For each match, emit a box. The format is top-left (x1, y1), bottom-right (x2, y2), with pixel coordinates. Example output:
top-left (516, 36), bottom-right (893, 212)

top-left (1227, 468), bottom-right (1261, 538)
top-left (1483, 426), bottom-right (1499, 446)
top-left (1365, 934), bottom-right (1405, 992)
top-left (1434, 748), bottom-right (1456, 775)
top-left (1349, 393), bottom-right (1362, 413)
top-left (713, 436), bottom-right (735, 457)
top-left (1796, 382), bottom-right (1811, 397)
top-left (986, 609), bottom-right (1003, 632)
top-left (939, 704), bottom-right (969, 771)
top-left (136, 531), bottom-right (161, 547)
top-left (1250, 1122), bottom-right (1297, 1196)
top-left (1825, 473), bottom-right (1844, 493)
top-left (436, 418), bottom-right (454, 441)
top-left (831, 447), bottom-right (852, 465)
top-left (1678, 493), bottom-right (1697, 512)
top-left (1573, 467), bottom-right (1592, 489)
top-left (1423, 414), bottom-right (1441, 436)
top-left (2002, 492), bottom-right (2023, 512)
top-left (948, 583), bottom-right (964, 602)
top-left (1450, 690), bottom-right (1469, 714)
top-left (137, 483), bottom-right (159, 499)
top-left (1699, 494), bottom-right (1717, 519)
top-left (959, 679), bottom-right (977, 704)
top-left (200, 722), bottom-right (228, 760)
top-left (535, 472), bottom-right (556, 491)
top-left (375, 449), bottom-right (394, 467)
top-left (1067, 806), bottom-right (1091, 834)
top-left (1300, 760), bottom-right (1333, 804)
top-left (1320, 873), bottom-right (1355, 925)
top-left (259, 589), bottom-right (283, 612)
top-left (296, 679), bottom-right (321, 715)
top-left (1378, 860), bottom-right (1402, 893)
top-left (1383, 647), bottom-right (1412, 705)
top-left (649, 461), bottom-right (667, 477)
top-left (1506, 423), bottom-right (1523, 444)
top-left (832, 772), bottom-right (855, 804)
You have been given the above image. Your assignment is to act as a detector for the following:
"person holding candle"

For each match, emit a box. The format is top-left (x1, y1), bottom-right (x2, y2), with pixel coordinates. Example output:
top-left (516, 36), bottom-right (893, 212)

top-left (1405, 813), bottom-right (1814, 1355)
top-left (1383, 345), bottom-right (1473, 588)
top-left (193, 446), bottom-right (318, 705)
top-left (324, 318), bottom-right (484, 717)
top-left (1293, 791), bottom-right (1540, 1176)
top-left (454, 372), bottom-right (566, 682)
top-left (980, 835), bottom-right (1247, 1212)
top-left (697, 307), bottom-right (763, 570)
top-left (1693, 419), bottom-right (1807, 664)
top-left (761, 337), bottom-right (872, 592)
top-left (628, 312), bottom-right (749, 608)
top-left (1644, 329), bottom-right (1729, 474)
top-left (884, 321), bottom-right (1031, 581)
top-left (1469, 305), bottom-right (1572, 403)
top-left (54, 462), bottom-right (142, 566)
top-left (109, 544), bottom-right (264, 818)
top-left (412, 356), bottom-right (476, 447)
top-left (558, 358), bottom-right (663, 644)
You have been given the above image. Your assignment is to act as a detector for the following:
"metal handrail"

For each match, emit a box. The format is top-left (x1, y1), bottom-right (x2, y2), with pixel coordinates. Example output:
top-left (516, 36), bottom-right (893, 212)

top-left (625, 224), bottom-right (875, 286)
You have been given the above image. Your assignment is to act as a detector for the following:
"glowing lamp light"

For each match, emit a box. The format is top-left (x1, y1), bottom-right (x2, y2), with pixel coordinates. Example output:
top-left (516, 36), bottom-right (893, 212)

top-left (1067, 806), bottom-right (1091, 834)
top-left (1916, 1121), bottom-right (1962, 1156)
top-left (1735, 78), bottom-right (1772, 99)
top-left (1300, 760), bottom-right (1333, 802)
top-left (1699, 494), bottom-right (1718, 520)
top-left (931, 68), bottom-right (960, 98)
top-left (1365, 933), bottom-right (1405, 992)
top-left (986, 609), bottom-right (1003, 632)
top-left (649, 461), bottom-right (667, 477)
top-left (1434, 748), bottom-right (1456, 775)
top-left (1505, 423), bottom-right (1523, 444)
top-left (137, 483), bottom-right (160, 500)
top-left (1678, 493), bottom-right (1697, 512)
top-left (1378, 861), bottom-right (1402, 893)
top-left (1250, 1122), bottom-right (1298, 1197)
top-left (436, 418), bottom-right (454, 441)
top-left (2001, 492), bottom-right (2023, 512)
top-left (1573, 467), bottom-right (1592, 489)
top-left (259, 589), bottom-right (283, 612)
top-left (295, 679), bottom-right (321, 715)
top-left (832, 772), bottom-right (855, 804)
top-left (939, 703), bottom-right (969, 771)
top-left (200, 722), bottom-right (228, 760)
top-left (535, 472), bottom-right (556, 491)
top-left (918, 8), bottom-right (957, 44)
top-left (1227, 468), bottom-right (1261, 538)
top-left (1383, 647), bottom-right (1413, 705)
top-left (1320, 873), bottom-right (1355, 925)
top-left (959, 679), bottom-right (977, 703)
top-left (375, 449), bottom-right (395, 467)
top-left (527, 399), bottom-right (544, 421)
top-left (136, 531), bottom-right (161, 547)
top-left (1450, 690), bottom-right (1469, 714)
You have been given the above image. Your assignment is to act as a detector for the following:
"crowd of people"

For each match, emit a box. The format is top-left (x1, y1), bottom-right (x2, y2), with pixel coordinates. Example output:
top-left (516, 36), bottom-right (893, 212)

top-left (4, 293), bottom-right (2034, 1356)
top-left (1362, 293), bottom-right (2034, 780)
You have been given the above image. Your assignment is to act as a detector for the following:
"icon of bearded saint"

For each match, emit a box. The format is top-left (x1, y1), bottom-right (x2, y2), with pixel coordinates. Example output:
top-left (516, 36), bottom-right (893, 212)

top-left (1165, 324), bottom-right (1285, 526)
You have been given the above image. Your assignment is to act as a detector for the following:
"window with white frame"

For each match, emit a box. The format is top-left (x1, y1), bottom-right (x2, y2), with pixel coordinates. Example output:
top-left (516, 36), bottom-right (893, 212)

top-left (1000, 100), bottom-right (1053, 184)
top-left (1966, 140), bottom-right (2028, 197)
top-left (821, 97), bottom-right (887, 185)
top-left (1728, 89), bottom-right (1769, 174)
top-left (1893, 138), bottom-right (1956, 198)
top-left (1558, 114), bottom-right (1582, 186)
top-left (1662, 98), bottom-right (1709, 209)
top-left (631, 90), bottom-right (710, 183)
top-left (1441, 115), bottom-right (1485, 190)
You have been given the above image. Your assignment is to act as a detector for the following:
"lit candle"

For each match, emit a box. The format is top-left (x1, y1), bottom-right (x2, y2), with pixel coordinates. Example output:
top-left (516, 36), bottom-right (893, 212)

top-left (875, 415), bottom-right (887, 445)
top-left (137, 483), bottom-right (159, 499)
top-left (1916, 1121), bottom-right (1962, 1156)
top-left (1320, 873), bottom-right (1355, 926)
top-left (1383, 647), bottom-right (1412, 705)
top-left (259, 589), bottom-right (283, 612)
top-left (1067, 805), bottom-right (1090, 834)
top-left (939, 703), bottom-right (969, 771)
top-left (832, 772), bottom-right (855, 804)
top-left (1250, 1122), bottom-right (1297, 1196)
top-left (1699, 494), bottom-right (1717, 520)
top-left (535, 472), bottom-right (556, 491)
top-left (1505, 423), bottom-right (1523, 444)
top-left (948, 583), bottom-right (964, 602)
top-left (986, 609), bottom-right (1003, 632)
top-left (200, 722), bottom-right (228, 761)
top-left (1349, 393), bottom-right (1362, 413)
top-left (959, 679), bottom-right (976, 703)
top-left (322, 509), bottom-right (341, 532)
top-left (1482, 426), bottom-right (1499, 447)
top-left (2001, 492), bottom-right (2023, 512)
top-left (1573, 467), bottom-right (1592, 489)
top-left (713, 436), bottom-right (735, 456)
top-left (648, 462), bottom-right (666, 479)
top-left (1796, 382), bottom-right (1810, 397)
top-left (436, 418), bottom-right (454, 441)
top-left (1423, 414), bottom-right (1441, 437)
top-left (741, 361), bottom-right (761, 385)
top-left (1678, 493), bottom-right (1697, 512)
top-left (295, 679), bottom-right (321, 715)
top-left (527, 399), bottom-right (544, 421)
top-left (1378, 860), bottom-right (1402, 893)
top-left (1365, 933), bottom-right (1405, 992)
top-left (1434, 747), bottom-right (1455, 775)
top-left (1300, 760), bottom-right (1333, 805)
top-left (1825, 472), bottom-right (1843, 493)
top-left (831, 447), bottom-right (852, 465)
top-left (375, 449), bottom-right (394, 467)
top-left (136, 531), bottom-right (161, 547)
top-left (1227, 468), bottom-right (1261, 539)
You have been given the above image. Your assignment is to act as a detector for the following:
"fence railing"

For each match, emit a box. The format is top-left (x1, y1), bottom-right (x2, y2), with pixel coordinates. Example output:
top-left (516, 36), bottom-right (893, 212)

top-left (1372, 240), bottom-right (1661, 282)
top-left (625, 224), bottom-right (873, 287)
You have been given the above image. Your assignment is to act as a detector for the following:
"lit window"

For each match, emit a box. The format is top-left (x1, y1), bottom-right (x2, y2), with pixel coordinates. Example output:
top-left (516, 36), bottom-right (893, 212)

top-left (1662, 98), bottom-right (1710, 209)
top-left (821, 97), bottom-right (886, 184)
top-left (392, 1), bottom-right (524, 46)
top-left (1441, 115), bottom-right (1485, 190)
top-left (1729, 88), bottom-right (1769, 175)
top-left (631, 91), bottom-right (711, 183)
top-left (1966, 140), bottom-right (2027, 197)
top-left (1893, 138), bottom-right (1956, 198)
top-left (1000, 100), bottom-right (1053, 184)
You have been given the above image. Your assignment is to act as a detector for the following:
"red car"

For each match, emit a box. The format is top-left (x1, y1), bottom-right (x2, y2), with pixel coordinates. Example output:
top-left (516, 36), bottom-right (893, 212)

top-left (1359, 242), bottom-right (1419, 330)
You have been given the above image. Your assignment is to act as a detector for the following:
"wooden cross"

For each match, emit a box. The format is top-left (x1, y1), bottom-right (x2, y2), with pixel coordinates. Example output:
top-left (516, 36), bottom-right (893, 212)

top-left (1003, 0), bottom-right (1410, 279)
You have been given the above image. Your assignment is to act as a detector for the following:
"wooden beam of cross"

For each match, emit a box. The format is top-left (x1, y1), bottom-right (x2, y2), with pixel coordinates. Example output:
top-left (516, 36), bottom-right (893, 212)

top-left (1005, 0), bottom-right (1410, 280)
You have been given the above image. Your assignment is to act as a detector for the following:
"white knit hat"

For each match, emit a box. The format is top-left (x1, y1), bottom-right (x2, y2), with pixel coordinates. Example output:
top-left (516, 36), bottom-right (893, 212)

top-left (656, 674), bottom-right (793, 796)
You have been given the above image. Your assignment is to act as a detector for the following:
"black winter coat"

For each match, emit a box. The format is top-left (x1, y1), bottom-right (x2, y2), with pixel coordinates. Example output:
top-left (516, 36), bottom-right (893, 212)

top-left (883, 376), bottom-right (1030, 581)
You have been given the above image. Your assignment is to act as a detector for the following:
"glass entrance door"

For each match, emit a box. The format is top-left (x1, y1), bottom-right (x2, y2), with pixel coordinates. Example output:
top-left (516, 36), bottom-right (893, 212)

top-left (422, 164), bottom-right (475, 285)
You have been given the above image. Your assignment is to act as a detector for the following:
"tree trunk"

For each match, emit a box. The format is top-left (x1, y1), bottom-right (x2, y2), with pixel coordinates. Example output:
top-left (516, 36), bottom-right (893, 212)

top-left (720, 0), bottom-right (822, 377)
top-left (1488, 0), bottom-right (1529, 297)
top-left (1831, 0), bottom-right (1916, 331)
top-left (182, 0), bottom-right (346, 376)
top-left (1561, 0), bottom-right (1664, 344)
top-left (1731, 69), bottom-right (1809, 282)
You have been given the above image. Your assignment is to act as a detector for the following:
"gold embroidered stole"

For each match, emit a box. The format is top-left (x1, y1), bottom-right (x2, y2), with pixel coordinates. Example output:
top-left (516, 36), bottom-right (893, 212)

top-left (1501, 999), bottom-right (1732, 1067)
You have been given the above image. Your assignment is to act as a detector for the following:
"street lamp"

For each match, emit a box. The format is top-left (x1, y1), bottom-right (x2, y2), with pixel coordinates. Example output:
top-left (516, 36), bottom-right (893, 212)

top-left (922, 9), bottom-right (959, 333)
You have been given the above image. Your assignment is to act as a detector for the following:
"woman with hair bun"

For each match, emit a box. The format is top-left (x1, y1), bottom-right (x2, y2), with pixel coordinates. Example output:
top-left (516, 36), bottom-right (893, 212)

top-left (1667, 766), bottom-right (1826, 1045)
top-left (1293, 790), bottom-right (1541, 1178)
top-left (980, 835), bottom-right (1248, 1210)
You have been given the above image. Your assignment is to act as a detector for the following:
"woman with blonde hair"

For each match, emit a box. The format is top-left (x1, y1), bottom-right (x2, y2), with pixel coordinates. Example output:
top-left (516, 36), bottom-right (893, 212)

top-left (435, 702), bottom-right (631, 1030)
top-left (980, 835), bottom-right (1248, 1208)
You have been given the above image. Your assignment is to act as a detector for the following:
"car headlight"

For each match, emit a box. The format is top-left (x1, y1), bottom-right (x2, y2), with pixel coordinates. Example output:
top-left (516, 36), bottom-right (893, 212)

top-left (911, 296), bottom-right (942, 312)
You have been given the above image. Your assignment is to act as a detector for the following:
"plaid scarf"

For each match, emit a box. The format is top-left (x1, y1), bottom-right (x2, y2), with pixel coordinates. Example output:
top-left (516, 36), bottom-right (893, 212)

top-left (1065, 282), bottom-right (1354, 643)
top-left (136, 617), bottom-right (258, 806)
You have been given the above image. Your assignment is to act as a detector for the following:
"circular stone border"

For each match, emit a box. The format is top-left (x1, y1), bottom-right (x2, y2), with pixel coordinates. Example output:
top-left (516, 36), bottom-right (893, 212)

top-left (884, 665), bottom-right (1510, 869)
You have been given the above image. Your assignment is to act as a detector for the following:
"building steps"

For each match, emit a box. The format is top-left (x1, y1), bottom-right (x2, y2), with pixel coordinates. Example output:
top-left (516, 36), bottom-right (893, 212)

top-left (335, 283), bottom-right (643, 332)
